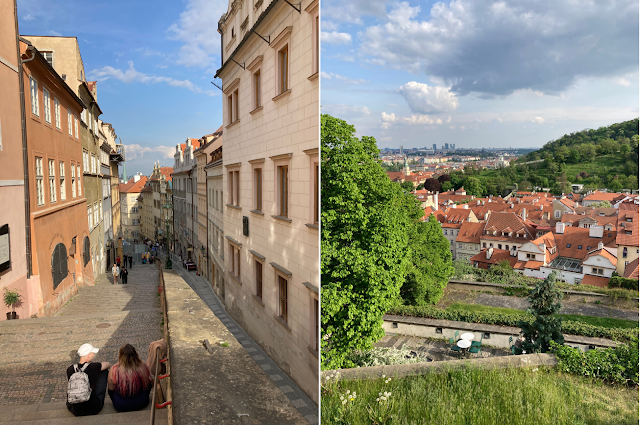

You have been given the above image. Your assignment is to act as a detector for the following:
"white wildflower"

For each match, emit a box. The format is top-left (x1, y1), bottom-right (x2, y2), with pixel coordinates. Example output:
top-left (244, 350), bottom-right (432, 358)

top-left (342, 399), bottom-right (347, 405)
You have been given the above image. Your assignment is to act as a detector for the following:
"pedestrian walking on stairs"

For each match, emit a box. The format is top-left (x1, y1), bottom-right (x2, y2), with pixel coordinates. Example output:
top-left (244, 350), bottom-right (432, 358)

top-left (112, 263), bottom-right (120, 285)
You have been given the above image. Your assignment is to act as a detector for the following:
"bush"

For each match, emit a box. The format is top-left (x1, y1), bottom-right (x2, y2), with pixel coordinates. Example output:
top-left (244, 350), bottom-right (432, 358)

top-left (552, 337), bottom-right (639, 386)
top-left (346, 346), bottom-right (425, 368)
top-left (387, 305), bottom-right (637, 342)
top-left (608, 276), bottom-right (639, 291)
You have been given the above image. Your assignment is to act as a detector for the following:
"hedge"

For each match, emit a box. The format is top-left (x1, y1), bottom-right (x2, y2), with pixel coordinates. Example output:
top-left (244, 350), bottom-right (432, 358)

top-left (387, 305), bottom-right (638, 342)
top-left (608, 276), bottom-right (639, 291)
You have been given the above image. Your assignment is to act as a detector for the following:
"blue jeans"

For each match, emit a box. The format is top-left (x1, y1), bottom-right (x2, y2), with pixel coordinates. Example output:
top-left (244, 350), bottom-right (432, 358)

top-left (108, 387), bottom-right (150, 412)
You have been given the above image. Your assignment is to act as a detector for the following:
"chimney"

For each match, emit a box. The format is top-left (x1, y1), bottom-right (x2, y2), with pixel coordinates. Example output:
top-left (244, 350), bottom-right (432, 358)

top-left (556, 222), bottom-right (565, 234)
top-left (452, 204), bottom-right (457, 209)
top-left (510, 203), bottom-right (514, 209)
top-left (486, 247), bottom-right (493, 260)
top-left (434, 191), bottom-right (439, 208)
top-left (484, 212), bottom-right (489, 221)
top-left (463, 204), bottom-right (468, 209)
top-left (522, 208), bottom-right (527, 221)
top-left (589, 225), bottom-right (603, 239)
top-left (133, 174), bottom-right (140, 183)
top-left (598, 242), bottom-right (603, 250)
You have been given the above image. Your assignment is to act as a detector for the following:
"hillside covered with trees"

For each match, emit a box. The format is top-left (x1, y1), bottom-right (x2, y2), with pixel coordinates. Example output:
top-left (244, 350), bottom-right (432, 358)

top-left (449, 119), bottom-right (639, 196)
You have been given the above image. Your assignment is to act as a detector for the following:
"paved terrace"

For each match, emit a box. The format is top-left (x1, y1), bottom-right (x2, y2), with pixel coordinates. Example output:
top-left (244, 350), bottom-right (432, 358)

top-left (0, 265), bottom-right (165, 424)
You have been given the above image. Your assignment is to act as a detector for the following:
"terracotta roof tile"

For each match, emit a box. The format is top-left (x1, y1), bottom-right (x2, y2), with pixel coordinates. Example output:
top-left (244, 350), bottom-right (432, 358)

top-left (581, 275), bottom-right (610, 288)
top-left (482, 212), bottom-right (536, 242)
top-left (553, 227), bottom-right (617, 259)
top-left (470, 248), bottom-right (519, 267)
top-left (456, 222), bottom-right (485, 244)
top-left (583, 191), bottom-right (621, 202)
top-left (119, 176), bottom-right (148, 193)
top-left (616, 212), bottom-right (639, 246)
top-left (623, 258), bottom-right (639, 279)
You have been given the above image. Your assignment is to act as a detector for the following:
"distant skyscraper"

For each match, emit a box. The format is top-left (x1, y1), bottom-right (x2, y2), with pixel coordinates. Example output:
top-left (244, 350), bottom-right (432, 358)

top-left (445, 143), bottom-right (449, 149)
top-left (452, 144), bottom-right (455, 149)
top-left (432, 143), bottom-right (437, 151)
top-left (399, 145), bottom-right (403, 155)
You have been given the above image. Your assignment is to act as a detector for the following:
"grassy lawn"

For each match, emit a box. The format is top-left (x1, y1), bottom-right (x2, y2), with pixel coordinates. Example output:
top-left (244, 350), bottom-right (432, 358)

top-left (322, 366), bottom-right (639, 425)
top-left (447, 302), bottom-right (639, 330)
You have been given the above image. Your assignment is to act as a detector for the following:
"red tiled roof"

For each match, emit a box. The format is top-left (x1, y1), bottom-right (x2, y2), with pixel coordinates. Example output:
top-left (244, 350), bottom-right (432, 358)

top-left (561, 213), bottom-right (617, 228)
top-left (581, 247), bottom-right (617, 268)
top-left (158, 166), bottom-right (173, 181)
top-left (431, 207), bottom-right (476, 228)
top-left (583, 191), bottom-right (621, 202)
top-left (616, 212), bottom-right (639, 246)
top-left (524, 260), bottom-right (544, 270)
top-left (581, 275), bottom-right (610, 288)
top-left (573, 206), bottom-right (617, 217)
top-left (470, 248), bottom-right (519, 267)
top-left (386, 172), bottom-right (404, 182)
top-left (456, 222), bottom-right (485, 244)
top-left (623, 258), bottom-right (639, 279)
top-left (618, 200), bottom-right (640, 213)
top-left (553, 227), bottom-right (617, 259)
top-left (482, 212), bottom-right (536, 242)
top-left (119, 176), bottom-right (148, 193)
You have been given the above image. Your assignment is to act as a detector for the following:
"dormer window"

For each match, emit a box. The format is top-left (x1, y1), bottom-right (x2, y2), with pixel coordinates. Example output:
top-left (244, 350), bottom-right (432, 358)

top-left (578, 245), bottom-right (582, 249)
top-left (587, 246), bottom-right (591, 250)
top-left (566, 243), bottom-right (571, 248)
top-left (627, 217), bottom-right (632, 222)
top-left (599, 213), bottom-right (605, 216)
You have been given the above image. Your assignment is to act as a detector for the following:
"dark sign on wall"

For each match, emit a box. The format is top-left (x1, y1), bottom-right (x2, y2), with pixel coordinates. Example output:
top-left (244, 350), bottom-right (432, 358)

top-left (243, 216), bottom-right (249, 237)
top-left (0, 224), bottom-right (9, 273)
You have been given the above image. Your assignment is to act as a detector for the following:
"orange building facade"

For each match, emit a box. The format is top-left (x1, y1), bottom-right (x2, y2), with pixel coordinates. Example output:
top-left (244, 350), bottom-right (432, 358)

top-left (21, 40), bottom-right (94, 317)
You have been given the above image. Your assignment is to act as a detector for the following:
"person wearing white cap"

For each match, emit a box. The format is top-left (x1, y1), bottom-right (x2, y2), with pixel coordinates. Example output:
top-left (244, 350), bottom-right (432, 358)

top-left (66, 343), bottom-right (111, 416)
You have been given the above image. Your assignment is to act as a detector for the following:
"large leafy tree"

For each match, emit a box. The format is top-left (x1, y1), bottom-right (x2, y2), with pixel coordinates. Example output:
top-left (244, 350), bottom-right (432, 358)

top-left (321, 114), bottom-right (420, 369)
top-left (518, 271), bottom-right (565, 353)
top-left (400, 215), bottom-right (454, 305)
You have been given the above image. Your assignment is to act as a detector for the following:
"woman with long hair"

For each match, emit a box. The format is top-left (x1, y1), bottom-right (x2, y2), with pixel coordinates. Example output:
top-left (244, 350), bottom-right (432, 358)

top-left (107, 344), bottom-right (152, 412)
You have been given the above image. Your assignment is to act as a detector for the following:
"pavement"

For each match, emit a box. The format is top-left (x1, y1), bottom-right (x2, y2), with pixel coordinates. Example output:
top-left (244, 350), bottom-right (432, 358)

top-left (375, 334), bottom-right (511, 361)
top-left (0, 264), bottom-right (164, 424)
top-left (441, 289), bottom-right (639, 321)
top-left (163, 253), bottom-right (319, 424)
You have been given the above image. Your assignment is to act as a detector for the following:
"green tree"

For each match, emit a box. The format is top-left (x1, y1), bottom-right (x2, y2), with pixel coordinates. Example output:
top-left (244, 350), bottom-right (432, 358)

top-left (440, 181), bottom-right (453, 192)
top-left (463, 176), bottom-right (484, 197)
top-left (609, 179), bottom-right (623, 192)
top-left (400, 216), bottom-right (454, 306)
top-left (518, 272), bottom-right (564, 353)
top-left (321, 114), bottom-right (420, 369)
top-left (588, 201), bottom-right (612, 208)
top-left (400, 181), bottom-right (415, 192)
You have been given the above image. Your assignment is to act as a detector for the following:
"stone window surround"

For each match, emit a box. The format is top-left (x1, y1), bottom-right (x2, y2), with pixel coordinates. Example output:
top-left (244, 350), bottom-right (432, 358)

top-left (223, 78), bottom-right (240, 126)
top-left (303, 280), bottom-right (319, 357)
top-left (250, 250), bottom-right (265, 306)
top-left (225, 162), bottom-right (241, 208)
top-left (249, 158), bottom-right (265, 214)
top-left (271, 26), bottom-right (292, 99)
top-left (270, 153), bottom-right (293, 221)
top-left (272, 263), bottom-right (292, 332)
top-left (306, 0), bottom-right (319, 78)
top-left (246, 56), bottom-right (263, 113)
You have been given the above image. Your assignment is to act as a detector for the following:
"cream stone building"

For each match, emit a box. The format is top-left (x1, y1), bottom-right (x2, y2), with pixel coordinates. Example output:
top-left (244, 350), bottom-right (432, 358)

top-left (216, 0), bottom-right (319, 403)
top-left (206, 145), bottom-right (225, 298)
top-left (119, 174), bottom-right (146, 243)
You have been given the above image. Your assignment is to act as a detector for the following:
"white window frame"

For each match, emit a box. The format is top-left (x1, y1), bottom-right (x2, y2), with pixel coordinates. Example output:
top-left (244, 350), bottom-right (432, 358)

top-left (54, 98), bottom-right (61, 129)
top-left (48, 159), bottom-right (56, 203)
top-left (43, 88), bottom-right (51, 124)
top-left (59, 161), bottom-right (66, 200)
top-left (77, 165), bottom-right (81, 196)
top-left (35, 157), bottom-right (44, 206)
top-left (67, 109), bottom-right (72, 136)
top-left (74, 115), bottom-right (79, 139)
top-left (30, 77), bottom-right (39, 116)
top-left (71, 163), bottom-right (76, 198)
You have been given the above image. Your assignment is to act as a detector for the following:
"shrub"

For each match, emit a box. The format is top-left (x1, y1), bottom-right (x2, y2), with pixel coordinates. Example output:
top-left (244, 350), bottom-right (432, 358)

top-left (608, 276), bottom-right (639, 291)
top-left (387, 305), bottom-right (637, 342)
top-left (552, 337), bottom-right (639, 386)
top-left (518, 271), bottom-right (564, 353)
top-left (346, 346), bottom-right (425, 368)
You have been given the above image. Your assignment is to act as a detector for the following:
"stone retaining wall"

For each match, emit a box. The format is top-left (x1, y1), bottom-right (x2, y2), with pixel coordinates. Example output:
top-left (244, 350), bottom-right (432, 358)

top-left (448, 279), bottom-right (638, 308)
top-left (157, 262), bottom-right (173, 425)
top-left (383, 314), bottom-right (619, 351)
top-left (322, 353), bottom-right (558, 381)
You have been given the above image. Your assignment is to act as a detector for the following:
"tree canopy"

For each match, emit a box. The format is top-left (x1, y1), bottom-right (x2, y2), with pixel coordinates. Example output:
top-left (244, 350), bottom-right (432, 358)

top-left (321, 114), bottom-right (421, 369)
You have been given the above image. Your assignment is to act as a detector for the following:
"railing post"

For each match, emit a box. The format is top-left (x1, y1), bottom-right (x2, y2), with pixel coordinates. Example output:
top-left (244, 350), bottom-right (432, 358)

top-left (149, 346), bottom-right (161, 425)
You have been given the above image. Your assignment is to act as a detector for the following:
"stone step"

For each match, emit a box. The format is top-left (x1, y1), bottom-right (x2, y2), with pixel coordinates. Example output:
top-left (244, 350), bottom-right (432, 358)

top-left (0, 399), bottom-right (167, 424)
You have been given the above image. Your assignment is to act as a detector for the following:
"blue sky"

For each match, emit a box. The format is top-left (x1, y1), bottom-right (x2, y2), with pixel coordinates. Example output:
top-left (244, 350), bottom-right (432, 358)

top-left (17, 0), bottom-right (228, 175)
top-left (321, 0), bottom-right (639, 150)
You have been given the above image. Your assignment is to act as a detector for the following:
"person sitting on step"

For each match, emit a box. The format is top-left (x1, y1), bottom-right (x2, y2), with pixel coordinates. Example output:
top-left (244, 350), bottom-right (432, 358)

top-left (108, 344), bottom-right (152, 412)
top-left (66, 343), bottom-right (111, 416)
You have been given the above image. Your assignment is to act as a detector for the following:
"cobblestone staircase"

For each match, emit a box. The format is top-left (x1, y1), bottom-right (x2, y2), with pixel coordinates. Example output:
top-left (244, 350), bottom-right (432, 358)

top-left (0, 265), bottom-right (166, 423)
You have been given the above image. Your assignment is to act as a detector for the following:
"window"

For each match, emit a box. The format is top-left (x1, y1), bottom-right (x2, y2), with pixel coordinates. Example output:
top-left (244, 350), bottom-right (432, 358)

top-left (313, 297), bottom-right (319, 353)
top-left (67, 109), bottom-right (72, 136)
top-left (482, 242), bottom-right (486, 248)
top-left (43, 88), bottom-right (51, 123)
top-left (254, 168), bottom-right (262, 211)
top-left (71, 163), bottom-right (76, 198)
top-left (593, 267), bottom-right (603, 275)
top-left (233, 89), bottom-right (239, 122)
top-left (252, 69), bottom-right (262, 109)
top-left (88, 206), bottom-right (93, 229)
top-left (77, 165), bottom-right (81, 196)
top-left (81, 109), bottom-right (86, 124)
top-left (51, 243), bottom-right (68, 289)
top-left (278, 46), bottom-right (288, 94)
top-left (278, 275), bottom-right (288, 323)
top-left (41, 51), bottom-right (53, 67)
top-left (83, 151), bottom-right (88, 171)
top-left (255, 260), bottom-right (263, 300)
top-left (35, 157), bottom-right (44, 206)
top-left (48, 159), bottom-right (56, 203)
top-left (54, 98), bottom-right (60, 128)
top-left (229, 243), bottom-right (240, 278)
top-left (74, 116), bottom-right (78, 138)
top-left (277, 165), bottom-right (288, 217)
top-left (505, 245), bottom-right (509, 250)
top-left (623, 247), bottom-right (627, 258)
top-left (312, 9), bottom-right (319, 74)
top-left (228, 170), bottom-right (240, 207)
top-left (30, 77), bottom-right (39, 116)
top-left (94, 203), bottom-right (99, 226)
top-left (577, 245), bottom-right (582, 249)
top-left (566, 244), bottom-right (571, 248)
top-left (458, 244), bottom-right (462, 248)
top-left (498, 244), bottom-right (502, 249)
top-left (59, 162), bottom-right (66, 200)
top-left (313, 162), bottom-right (319, 224)
top-left (444, 230), bottom-right (448, 235)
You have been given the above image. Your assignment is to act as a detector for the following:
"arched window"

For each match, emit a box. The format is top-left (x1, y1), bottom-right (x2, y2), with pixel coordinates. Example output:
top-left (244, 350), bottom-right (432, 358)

top-left (51, 243), bottom-right (68, 289)
top-left (83, 236), bottom-right (90, 266)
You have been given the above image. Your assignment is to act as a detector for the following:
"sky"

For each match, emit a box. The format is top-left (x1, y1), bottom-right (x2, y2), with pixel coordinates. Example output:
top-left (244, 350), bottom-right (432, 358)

top-left (17, 0), bottom-right (228, 176)
top-left (321, 0), bottom-right (639, 150)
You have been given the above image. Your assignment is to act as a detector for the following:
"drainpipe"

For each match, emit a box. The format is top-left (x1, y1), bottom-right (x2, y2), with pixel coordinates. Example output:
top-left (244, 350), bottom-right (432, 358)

top-left (15, 2), bottom-right (36, 278)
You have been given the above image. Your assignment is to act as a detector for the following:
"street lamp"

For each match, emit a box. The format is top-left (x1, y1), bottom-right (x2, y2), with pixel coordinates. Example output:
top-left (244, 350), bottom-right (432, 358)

top-left (162, 201), bottom-right (172, 269)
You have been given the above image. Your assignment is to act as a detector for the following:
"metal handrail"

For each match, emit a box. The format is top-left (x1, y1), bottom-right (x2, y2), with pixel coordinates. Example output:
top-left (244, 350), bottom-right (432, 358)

top-left (149, 348), bottom-right (170, 424)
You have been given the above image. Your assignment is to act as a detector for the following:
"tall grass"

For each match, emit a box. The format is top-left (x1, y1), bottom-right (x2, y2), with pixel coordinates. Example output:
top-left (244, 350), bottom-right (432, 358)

top-left (322, 366), bottom-right (639, 425)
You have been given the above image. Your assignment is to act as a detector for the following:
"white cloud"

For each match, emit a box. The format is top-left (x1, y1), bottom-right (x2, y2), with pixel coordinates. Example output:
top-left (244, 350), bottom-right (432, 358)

top-left (167, 0), bottom-right (227, 68)
top-left (88, 61), bottom-right (216, 96)
top-left (124, 144), bottom-right (175, 161)
top-left (532, 116), bottom-right (545, 124)
top-left (48, 30), bottom-right (62, 36)
top-left (397, 81), bottom-right (459, 114)
top-left (380, 112), bottom-right (445, 127)
top-left (322, 21), bottom-right (340, 31)
top-left (330, 53), bottom-right (356, 62)
top-left (135, 47), bottom-right (166, 58)
top-left (615, 77), bottom-right (631, 86)
top-left (321, 72), bottom-right (368, 85)
top-left (323, 104), bottom-right (372, 118)
top-left (361, 0), bottom-right (639, 96)
top-left (322, 0), bottom-right (388, 24)
top-left (321, 31), bottom-right (352, 45)
top-left (24, 14), bottom-right (34, 21)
